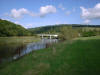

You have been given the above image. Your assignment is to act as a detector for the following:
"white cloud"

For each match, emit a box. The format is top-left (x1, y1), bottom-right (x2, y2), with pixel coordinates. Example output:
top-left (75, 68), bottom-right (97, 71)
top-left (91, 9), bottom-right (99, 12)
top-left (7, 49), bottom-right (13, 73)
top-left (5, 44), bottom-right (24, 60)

top-left (40, 5), bottom-right (56, 17)
top-left (10, 8), bottom-right (28, 18)
top-left (80, 3), bottom-right (100, 20)
top-left (14, 21), bottom-right (20, 24)
top-left (6, 5), bottom-right (56, 19)
top-left (58, 4), bottom-right (66, 10)
top-left (9, 8), bottom-right (35, 19)
top-left (95, 3), bottom-right (100, 9)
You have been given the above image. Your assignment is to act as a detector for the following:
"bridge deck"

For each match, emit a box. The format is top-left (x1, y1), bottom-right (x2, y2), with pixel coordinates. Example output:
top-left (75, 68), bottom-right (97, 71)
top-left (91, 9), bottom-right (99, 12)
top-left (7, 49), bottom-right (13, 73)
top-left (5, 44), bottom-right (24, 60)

top-left (38, 34), bottom-right (58, 39)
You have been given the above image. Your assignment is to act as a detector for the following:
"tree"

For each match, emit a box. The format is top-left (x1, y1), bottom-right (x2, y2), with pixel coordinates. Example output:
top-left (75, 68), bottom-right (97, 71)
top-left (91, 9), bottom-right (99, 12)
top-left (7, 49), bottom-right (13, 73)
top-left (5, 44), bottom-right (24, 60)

top-left (59, 26), bottom-right (79, 40)
top-left (0, 19), bottom-right (32, 37)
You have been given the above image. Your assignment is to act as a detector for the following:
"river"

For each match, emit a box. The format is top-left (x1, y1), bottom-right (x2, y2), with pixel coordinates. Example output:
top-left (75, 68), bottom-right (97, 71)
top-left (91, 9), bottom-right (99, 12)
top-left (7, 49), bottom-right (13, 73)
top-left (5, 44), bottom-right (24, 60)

top-left (0, 39), bottom-right (58, 64)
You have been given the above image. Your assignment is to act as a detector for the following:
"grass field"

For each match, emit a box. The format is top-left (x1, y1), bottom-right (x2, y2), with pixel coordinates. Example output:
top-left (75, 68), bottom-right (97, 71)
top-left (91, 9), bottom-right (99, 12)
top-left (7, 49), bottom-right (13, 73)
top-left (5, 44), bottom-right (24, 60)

top-left (0, 36), bottom-right (100, 75)
top-left (0, 36), bottom-right (40, 44)
top-left (75, 36), bottom-right (100, 40)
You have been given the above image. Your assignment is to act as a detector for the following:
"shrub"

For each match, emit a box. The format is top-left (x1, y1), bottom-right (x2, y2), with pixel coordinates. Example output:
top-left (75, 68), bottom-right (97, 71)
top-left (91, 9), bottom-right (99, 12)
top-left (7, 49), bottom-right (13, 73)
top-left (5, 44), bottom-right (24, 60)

top-left (81, 31), bottom-right (96, 37)
top-left (59, 26), bottom-right (79, 40)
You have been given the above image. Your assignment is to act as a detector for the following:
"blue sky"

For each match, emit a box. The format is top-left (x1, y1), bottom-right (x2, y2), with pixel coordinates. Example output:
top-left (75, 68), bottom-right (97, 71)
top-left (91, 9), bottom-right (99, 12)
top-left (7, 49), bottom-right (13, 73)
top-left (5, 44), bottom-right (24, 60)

top-left (0, 0), bottom-right (100, 28)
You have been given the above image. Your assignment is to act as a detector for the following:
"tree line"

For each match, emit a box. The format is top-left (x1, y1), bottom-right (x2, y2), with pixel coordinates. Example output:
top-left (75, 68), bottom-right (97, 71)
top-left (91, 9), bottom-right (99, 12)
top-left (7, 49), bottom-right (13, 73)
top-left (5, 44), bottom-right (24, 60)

top-left (29, 24), bottom-right (100, 40)
top-left (0, 19), bottom-right (100, 38)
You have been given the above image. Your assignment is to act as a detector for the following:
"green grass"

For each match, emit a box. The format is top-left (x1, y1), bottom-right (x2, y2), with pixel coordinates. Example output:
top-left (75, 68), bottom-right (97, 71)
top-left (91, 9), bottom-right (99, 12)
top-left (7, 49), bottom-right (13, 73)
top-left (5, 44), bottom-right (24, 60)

top-left (0, 36), bottom-right (40, 44)
top-left (0, 37), bottom-right (100, 75)
top-left (75, 36), bottom-right (100, 40)
top-left (0, 36), bottom-right (40, 68)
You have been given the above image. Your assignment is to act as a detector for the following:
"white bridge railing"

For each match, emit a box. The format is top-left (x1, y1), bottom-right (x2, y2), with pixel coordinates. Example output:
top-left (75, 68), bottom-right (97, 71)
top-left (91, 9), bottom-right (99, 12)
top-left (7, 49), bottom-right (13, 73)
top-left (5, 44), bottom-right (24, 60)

top-left (38, 34), bottom-right (58, 39)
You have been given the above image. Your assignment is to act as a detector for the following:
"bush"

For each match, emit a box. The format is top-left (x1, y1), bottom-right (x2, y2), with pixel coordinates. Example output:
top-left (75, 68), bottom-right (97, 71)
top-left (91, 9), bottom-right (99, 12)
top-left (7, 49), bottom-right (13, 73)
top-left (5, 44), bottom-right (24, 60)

top-left (81, 31), bottom-right (96, 37)
top-left (59, 26), bottom-right (79, 40)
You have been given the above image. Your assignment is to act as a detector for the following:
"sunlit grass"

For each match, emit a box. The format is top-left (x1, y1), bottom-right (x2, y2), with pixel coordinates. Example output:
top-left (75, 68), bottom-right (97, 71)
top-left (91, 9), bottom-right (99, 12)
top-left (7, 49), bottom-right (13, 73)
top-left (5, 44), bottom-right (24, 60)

top-left (0, 36), bottom-right (40, 44)
top-left (75, 36), bottom-right (100, 40)
top-left (0, 37), bottom-right (100, 75)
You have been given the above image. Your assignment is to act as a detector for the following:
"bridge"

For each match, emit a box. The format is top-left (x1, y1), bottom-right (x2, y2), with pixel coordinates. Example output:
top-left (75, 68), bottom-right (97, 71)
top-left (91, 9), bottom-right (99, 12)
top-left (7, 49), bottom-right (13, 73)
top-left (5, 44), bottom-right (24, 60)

top-left (38, 34), bottom-right (58, 39)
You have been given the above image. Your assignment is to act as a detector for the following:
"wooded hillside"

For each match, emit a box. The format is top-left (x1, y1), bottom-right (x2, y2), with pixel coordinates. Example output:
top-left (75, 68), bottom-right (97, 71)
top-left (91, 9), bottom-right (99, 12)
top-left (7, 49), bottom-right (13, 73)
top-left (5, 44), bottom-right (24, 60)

top-left (0, 19), bottom-right (31, 36)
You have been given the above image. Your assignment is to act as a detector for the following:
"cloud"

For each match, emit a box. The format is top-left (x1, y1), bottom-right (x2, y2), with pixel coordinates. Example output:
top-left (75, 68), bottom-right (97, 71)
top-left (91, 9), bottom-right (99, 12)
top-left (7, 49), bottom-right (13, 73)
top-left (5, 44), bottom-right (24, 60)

top-left (80, 3), bottom-right (100, 20)
top-left (6, 5), bottom-right (56, 19)
top-left (11, 8), bottom-right (28, 18)
top-left (39, 5), bottom-right (56, 17)
top-left (7, 8), bottom-right (35, 19)
top-left (58, 4), bottom-right (66, 10)
top-left (14, 21), bottom-right (20, 24)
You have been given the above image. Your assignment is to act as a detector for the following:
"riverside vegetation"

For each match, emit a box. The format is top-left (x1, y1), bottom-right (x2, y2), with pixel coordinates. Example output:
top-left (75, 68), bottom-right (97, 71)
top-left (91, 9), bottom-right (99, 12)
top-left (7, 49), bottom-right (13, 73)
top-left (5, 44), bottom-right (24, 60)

top-left (0, 19), bottom-right (100, 38)
top-left (0, 36), bottom-right (40, 68)
top-left (0, 36), bottom-right (100, 75)
top-left (0, 19), bottom-right (100, 75)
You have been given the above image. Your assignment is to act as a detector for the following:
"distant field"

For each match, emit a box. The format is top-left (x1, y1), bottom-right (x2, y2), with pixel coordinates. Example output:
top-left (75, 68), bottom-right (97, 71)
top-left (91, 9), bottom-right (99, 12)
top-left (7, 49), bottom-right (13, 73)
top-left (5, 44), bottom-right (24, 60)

top-left (0, 36), bottom-right (40, 44)
top-left (0, 36), bottom-right (100, 75)
top-left (75, 36), bottom-right (100, 40)
top-left (82, 27), bottom-right (100, 31)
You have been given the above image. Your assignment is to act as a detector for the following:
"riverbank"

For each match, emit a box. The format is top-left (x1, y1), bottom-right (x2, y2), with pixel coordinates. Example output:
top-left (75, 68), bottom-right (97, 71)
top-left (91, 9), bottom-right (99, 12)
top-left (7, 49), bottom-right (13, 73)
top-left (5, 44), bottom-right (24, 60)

top-left (0, 36), bottom-right (100, 75)
top-left (0, 36), bottom-right (41, 69)
top-left (0, 36), bottom-right (40, 44)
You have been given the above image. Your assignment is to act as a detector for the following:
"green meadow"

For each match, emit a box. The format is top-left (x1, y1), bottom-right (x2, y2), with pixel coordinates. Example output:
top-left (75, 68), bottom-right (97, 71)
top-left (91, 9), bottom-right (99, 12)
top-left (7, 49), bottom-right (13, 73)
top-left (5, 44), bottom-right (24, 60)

top-left (0, 36), bottom-right (40, 44)
top-left (0, 36), bottom-right (100, 75)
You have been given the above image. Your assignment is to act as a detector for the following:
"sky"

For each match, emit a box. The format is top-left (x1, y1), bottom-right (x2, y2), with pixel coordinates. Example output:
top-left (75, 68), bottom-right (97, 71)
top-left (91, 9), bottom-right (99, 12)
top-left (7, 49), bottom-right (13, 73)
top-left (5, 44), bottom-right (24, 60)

top-left (0, 0), bottom-right (100, 28)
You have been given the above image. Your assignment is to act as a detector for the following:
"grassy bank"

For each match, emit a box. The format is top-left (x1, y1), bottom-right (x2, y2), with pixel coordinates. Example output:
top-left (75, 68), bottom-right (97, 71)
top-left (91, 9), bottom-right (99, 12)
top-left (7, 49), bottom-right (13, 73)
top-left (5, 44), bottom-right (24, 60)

top-left (0, 36), bottom-right (40, 44)
top-left (75, 36), bottom-right (100, 40)
top-left (0, 36), bottom-right (41, 68)
top-left (0, 37), bottom-right (100, 75)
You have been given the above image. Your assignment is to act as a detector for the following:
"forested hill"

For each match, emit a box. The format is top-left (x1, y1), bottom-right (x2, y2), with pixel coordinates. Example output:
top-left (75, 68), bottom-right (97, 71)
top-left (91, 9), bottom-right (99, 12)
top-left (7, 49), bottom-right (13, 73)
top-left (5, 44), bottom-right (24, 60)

top-left (0, 19), bottom-right (100, 36)
top-left (28, 24), bottom-right (100, 34)
top-left (0, 19), bottom-right (31, 37)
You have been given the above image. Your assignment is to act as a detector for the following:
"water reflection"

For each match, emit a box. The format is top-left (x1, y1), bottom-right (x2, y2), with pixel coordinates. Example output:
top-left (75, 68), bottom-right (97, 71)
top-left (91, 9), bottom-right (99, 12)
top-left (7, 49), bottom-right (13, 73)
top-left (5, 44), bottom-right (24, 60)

top-left (0, 39), bottom-right (58, 64)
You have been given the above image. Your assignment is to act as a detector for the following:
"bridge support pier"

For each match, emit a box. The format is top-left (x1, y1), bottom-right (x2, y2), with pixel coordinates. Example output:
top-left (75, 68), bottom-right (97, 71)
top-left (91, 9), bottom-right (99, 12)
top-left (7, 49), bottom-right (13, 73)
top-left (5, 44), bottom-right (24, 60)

top-left (50, 35), bottom-right (51, 39)
top-left (42, 35), bottom-right (44, 39)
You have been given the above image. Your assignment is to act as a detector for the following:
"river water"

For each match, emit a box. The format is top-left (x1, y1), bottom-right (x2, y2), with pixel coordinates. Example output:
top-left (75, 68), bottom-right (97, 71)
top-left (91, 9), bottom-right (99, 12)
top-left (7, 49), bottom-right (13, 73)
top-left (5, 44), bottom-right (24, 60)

top-left (0, 39), bottom-right (58, 64)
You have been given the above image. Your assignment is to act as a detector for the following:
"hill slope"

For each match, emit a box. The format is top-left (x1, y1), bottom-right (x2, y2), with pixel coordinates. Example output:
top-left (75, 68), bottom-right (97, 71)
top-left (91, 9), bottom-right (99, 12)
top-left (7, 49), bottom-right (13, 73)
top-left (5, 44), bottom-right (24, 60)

top-left (0, 19), bottom-right (31, 36)
top-left (28, 24), bottom-right (100, 34)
